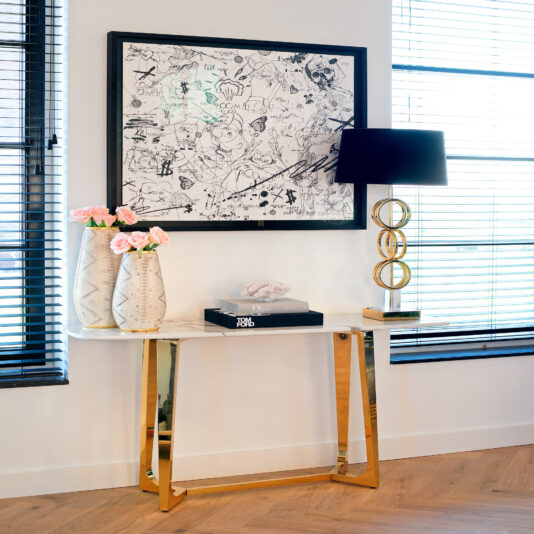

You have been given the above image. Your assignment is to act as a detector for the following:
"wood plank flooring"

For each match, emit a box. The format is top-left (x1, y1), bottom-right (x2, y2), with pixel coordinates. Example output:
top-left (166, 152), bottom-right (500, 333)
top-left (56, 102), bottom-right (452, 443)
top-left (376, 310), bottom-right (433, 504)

top-left (1, 445), bottom-right (534, 533)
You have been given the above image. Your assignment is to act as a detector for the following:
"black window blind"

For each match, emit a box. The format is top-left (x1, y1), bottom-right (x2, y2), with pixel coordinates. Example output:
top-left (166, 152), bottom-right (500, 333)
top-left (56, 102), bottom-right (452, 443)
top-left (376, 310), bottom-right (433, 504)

top-left (391, 0), bottom-right (534, 357)
top-left (0, 0), bottom-right (66, 386)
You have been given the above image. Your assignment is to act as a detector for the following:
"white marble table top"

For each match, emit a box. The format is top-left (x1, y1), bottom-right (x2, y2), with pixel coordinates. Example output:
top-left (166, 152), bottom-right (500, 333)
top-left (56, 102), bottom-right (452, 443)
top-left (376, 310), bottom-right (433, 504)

top-left (67, 314), bottom-right (447, 341)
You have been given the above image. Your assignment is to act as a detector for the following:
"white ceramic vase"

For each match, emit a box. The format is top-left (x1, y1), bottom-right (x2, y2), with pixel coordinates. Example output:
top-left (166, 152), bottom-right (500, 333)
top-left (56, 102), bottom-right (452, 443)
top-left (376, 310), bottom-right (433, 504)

top-left (73, 226), bottom-right (121, 328)
top-left (112, 250), bottom-right (167, 332)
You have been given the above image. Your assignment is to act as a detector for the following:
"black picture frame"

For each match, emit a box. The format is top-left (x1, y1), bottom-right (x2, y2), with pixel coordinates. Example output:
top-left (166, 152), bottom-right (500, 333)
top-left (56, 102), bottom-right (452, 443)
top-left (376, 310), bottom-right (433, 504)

top-left (107, 31), bottom-right (367, 231)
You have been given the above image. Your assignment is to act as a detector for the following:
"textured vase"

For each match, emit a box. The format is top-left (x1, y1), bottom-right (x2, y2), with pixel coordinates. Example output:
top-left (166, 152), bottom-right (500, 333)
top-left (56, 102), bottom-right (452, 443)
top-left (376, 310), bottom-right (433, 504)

top-left (73, 227), bottom-right (121, 328)
top-left (112, 251), bottom-right (167, 331)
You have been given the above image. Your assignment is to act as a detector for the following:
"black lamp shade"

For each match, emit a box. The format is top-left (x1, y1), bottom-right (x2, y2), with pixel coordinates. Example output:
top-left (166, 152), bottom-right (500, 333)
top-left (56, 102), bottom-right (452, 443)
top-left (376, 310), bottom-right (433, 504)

top-left (334, 128), bottom-right (447, 186)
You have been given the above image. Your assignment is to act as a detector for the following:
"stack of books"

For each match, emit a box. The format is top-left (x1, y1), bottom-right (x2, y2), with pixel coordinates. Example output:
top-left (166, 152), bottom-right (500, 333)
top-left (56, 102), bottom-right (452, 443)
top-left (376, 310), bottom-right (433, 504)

top-left (204, 298), bottom-right (323, 329)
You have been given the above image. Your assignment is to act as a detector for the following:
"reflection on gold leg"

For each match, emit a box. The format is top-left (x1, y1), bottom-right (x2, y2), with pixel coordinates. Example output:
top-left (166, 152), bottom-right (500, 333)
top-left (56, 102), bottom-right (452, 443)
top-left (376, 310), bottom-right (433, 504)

top-left (158, 341), bottom-right (187, 512)
top-left (332, 331), bottom-right (380, 488)
top-left (139, 339), bottom-right (159, 493)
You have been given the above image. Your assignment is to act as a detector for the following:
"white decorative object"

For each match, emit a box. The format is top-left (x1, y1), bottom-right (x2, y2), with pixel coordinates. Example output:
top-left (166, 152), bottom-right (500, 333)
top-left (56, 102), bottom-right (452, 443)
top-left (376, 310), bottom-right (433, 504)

top-left (73, 227), bottom-right (122, 328)
top-left (241, 281), bottom-right (290, 301)
top-left (112, 251), bottom-right (167, 331)
top-left (220, 298), bottom-right (308, 315)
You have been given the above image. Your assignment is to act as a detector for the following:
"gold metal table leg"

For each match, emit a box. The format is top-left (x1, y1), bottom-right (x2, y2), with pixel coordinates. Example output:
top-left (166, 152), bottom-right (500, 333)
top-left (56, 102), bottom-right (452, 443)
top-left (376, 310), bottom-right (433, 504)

top-left (157, 340), bottom-right (187, 511)
top-left (333, 332), bottom-right (351, 475)
top-left (139, 339), bottom-right (186, 511)
top-left (138, 331), bottom-right (380, 512)
top-left (139, 339), bottom-right (159, 493)
top-left (332, 331), bottom-right (379, 488)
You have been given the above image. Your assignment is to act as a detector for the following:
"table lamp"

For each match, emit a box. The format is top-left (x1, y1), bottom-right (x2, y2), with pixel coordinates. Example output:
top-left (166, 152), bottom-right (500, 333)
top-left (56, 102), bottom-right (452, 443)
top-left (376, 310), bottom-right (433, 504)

top-left (335, 128), bottom-right (447, 321)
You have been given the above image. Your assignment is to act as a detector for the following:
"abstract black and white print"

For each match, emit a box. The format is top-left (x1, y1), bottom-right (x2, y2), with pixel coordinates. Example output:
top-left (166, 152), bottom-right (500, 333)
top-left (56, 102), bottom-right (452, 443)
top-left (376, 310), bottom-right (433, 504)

top-left (120, 41), bottom-right (358, 224)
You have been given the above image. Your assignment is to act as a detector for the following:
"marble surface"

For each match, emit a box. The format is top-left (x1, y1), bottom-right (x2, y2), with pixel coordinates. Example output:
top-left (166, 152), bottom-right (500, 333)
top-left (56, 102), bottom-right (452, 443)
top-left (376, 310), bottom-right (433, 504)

top-left (67, 314), bottom-right (447, 340)
top-left (67, 320), bottom-right (225, 340)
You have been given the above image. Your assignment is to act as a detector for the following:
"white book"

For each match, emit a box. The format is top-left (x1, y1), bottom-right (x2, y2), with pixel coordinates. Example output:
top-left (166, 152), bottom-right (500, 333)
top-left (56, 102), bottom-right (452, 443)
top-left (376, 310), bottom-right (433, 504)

top-left (219, 298), bottom-right (309, 315)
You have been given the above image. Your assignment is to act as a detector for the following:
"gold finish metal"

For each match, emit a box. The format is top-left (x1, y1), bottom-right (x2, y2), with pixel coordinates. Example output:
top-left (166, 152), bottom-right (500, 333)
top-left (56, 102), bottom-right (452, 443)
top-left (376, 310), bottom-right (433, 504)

top-left (331, 332), bottom-right (379, 488)
top-left (371, 196), bottom-right (412, 290)
top-left (138, 331), bottom-right (380, 511)
top-left (388, 189), bottom-right (395, 304)
top-left (332, 332), bottom-right (379, 487)
top-left (139, 339), bottom-right (159, 494)
top-left (362, 307), bottom-right (420, 321)
top-left (359, 331), bottom-right (379, 486)
top-left (371, 197), bottom-right (411, 229)
top-left (157, 340), bottom-right (187, 511)
top-left (377, 228), bottom-right (408, 259)
top-left (121, 327), bottom-right (160, 333)
top-left (333, 332), bottom-right (351, 475)
top-left (188, 473), bottom-right (332, 495)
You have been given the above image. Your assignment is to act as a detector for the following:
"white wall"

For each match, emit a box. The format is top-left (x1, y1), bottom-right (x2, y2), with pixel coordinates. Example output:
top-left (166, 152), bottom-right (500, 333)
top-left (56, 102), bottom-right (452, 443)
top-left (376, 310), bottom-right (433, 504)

top-left (0, 0), bottom-right (533, 499)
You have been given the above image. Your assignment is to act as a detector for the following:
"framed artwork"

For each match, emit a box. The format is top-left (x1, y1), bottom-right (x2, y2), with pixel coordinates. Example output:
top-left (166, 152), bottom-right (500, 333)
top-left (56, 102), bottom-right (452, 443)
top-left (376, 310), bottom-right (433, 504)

top-left (107, 32), bottom-right (367, 230)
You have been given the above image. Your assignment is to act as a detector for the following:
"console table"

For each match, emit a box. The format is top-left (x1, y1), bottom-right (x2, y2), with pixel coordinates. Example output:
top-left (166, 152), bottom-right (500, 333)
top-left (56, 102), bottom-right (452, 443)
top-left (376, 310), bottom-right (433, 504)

top-left (68, 314), bottom-right (445, 512)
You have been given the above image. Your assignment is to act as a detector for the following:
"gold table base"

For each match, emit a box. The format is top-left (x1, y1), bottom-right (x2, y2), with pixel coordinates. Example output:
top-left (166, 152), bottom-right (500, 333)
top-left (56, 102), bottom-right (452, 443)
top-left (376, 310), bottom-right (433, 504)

top-left (139, 331), bottom-right (379, 512)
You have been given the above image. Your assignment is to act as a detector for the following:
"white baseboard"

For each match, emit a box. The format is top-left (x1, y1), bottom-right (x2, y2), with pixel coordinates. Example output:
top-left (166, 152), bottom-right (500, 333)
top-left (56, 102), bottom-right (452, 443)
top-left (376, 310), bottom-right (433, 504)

top-left (0, 461), bottom-right (138, 500)
top-left (2, 423), bottom-right (533, 499)
top-left (378, 422), bottom-right (534, 462)
top-left (172, 422), bottom-right (534, 481)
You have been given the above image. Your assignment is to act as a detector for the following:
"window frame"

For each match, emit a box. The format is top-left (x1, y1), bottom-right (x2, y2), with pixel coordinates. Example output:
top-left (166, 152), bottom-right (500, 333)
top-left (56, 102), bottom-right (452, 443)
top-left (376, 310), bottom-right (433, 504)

top-left (390, 0), bottom-right (534, 363)
top-left (0, 0), bottom-right (66, 387)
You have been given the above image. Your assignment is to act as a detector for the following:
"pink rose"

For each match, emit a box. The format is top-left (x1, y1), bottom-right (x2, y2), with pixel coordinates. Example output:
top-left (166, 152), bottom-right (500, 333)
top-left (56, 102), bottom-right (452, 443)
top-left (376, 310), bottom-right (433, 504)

top-left (116, 206), bottom-right (137, 225)
top-left (110, 232), bottom-right (132, 254)
top-left (93, 214), bottom-right (117, 227)
top-left (88, 206), bottom-right (109, 217)
top-left (69, 207), bottom-right (91, 224)
top-left (149, 226), bottom-right (170, 246)
top-left (129, 231), bottom-right (150, 251)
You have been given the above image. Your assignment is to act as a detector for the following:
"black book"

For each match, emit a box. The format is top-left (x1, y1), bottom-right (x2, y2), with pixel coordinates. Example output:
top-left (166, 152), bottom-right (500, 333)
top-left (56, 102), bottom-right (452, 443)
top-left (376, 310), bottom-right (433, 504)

top-left (204, 308), bottom-right (323, 329)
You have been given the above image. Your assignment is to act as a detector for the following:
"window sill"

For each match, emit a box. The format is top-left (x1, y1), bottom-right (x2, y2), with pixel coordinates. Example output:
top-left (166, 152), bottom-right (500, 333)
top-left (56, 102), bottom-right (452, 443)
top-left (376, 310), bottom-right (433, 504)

top-left (390, 346), bottom-right (534, 364)
top-left (0, 376), bottom-right (69, 389)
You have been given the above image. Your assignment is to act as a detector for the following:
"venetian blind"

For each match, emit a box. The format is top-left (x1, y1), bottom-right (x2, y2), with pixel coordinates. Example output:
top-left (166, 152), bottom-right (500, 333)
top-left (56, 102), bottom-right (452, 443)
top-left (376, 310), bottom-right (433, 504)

top-left (0, 0), bottom-right (66, 386)
top-left (391, 0), bottom-right (534, 355)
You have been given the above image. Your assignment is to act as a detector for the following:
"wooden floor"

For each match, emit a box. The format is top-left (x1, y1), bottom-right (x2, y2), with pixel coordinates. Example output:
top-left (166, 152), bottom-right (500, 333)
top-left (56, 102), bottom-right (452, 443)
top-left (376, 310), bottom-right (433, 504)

top-left (1, 445), bottom-right (534, 533)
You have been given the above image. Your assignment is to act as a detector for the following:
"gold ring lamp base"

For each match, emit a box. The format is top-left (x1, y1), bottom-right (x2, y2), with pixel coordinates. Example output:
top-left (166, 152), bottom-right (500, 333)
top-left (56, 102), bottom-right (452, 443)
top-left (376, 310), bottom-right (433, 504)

top-left (362, 195), bottom-right (420, 322)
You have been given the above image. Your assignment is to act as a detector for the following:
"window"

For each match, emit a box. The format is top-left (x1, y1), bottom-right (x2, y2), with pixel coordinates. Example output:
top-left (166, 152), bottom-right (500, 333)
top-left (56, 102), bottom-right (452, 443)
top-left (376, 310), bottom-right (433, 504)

top-left (391, 0), bottom-right (534, 362)
top-left (0, 0), bottom-right (66, 386)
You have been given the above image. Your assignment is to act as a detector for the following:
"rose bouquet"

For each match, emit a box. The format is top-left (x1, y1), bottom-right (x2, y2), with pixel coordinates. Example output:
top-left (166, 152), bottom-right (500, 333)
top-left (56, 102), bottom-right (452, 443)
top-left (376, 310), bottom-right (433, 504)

top-left (69, 205), bottom-right (137, 228)
top-left (110, 227), bottom-right (170, 255)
